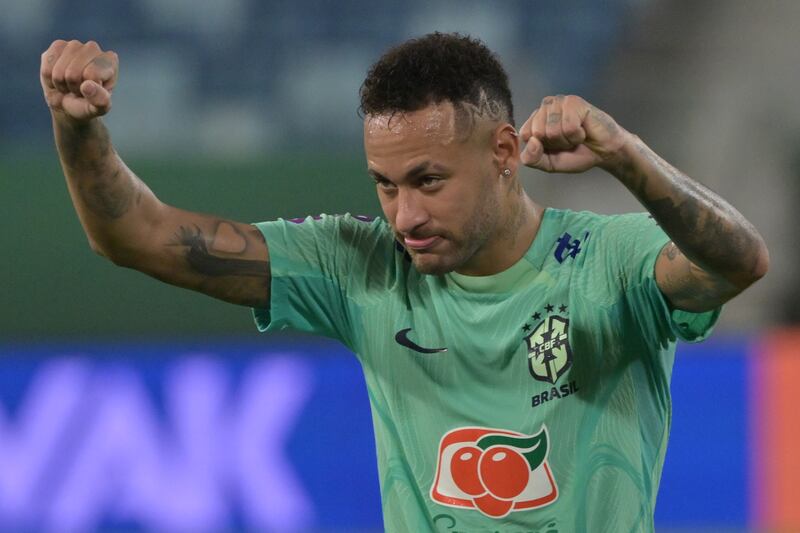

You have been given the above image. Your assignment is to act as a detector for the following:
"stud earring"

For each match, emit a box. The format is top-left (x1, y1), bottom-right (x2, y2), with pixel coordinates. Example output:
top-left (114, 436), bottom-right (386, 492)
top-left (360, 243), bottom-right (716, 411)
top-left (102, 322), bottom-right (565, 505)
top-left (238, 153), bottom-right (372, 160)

top-left (502, 168), bottom-right (511, 177)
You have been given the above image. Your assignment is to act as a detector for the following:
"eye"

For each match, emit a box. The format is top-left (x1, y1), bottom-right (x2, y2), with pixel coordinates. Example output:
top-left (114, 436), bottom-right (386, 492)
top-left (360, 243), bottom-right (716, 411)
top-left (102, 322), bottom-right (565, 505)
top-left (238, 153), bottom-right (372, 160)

top-left (374, 178), bottom-right (397, 192)
top-left (419, 176), bottom-right (443, 189)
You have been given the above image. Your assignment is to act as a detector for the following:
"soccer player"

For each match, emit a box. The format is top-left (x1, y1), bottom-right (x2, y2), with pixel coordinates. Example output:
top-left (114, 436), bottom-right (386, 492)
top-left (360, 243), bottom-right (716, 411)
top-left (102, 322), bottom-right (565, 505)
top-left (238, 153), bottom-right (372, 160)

top-left (41, 34), bottom-right (768, 532)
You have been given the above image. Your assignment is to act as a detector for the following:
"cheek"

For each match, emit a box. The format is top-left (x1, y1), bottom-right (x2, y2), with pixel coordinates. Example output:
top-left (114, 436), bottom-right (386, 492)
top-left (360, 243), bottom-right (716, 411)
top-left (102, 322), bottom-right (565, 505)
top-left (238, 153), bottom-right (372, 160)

top-left (448, 185), bottom-right (488, 222)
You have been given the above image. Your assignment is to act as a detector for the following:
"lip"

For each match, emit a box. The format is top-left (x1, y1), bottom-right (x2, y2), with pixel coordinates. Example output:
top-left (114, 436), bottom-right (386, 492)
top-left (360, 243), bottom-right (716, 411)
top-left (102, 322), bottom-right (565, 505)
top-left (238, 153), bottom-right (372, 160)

top-left (403, 236), bottom-right (440, 250)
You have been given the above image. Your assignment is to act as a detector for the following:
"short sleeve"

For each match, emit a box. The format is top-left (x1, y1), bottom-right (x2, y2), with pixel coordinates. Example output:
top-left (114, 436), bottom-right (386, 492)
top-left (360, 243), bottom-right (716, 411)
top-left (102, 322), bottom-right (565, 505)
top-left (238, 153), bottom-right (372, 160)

top-left (250, 214), bottom-right (386, 350)
top-left (603, 213), bottom-right (721, 346)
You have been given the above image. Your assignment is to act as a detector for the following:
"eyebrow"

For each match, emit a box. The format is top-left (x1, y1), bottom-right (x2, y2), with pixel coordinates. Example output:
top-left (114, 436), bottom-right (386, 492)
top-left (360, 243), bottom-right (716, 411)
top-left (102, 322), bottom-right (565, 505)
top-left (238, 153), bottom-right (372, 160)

top-left (367, 161), bottom-right (448, 183)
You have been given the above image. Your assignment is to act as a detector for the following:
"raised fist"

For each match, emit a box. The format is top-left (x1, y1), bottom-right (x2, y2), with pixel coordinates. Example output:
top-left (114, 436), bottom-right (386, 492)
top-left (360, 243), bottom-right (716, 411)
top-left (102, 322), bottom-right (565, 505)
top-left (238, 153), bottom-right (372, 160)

top-left (40, 39), bottom-right (118, 123)
top-left (519, 95), bottom-right (630, 174)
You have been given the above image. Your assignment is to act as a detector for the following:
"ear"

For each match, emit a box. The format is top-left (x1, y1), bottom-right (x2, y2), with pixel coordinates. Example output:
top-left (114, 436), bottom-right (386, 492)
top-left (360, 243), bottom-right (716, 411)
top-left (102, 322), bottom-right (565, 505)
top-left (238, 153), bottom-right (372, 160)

top-left (491, 123), bottom-right (520, 178)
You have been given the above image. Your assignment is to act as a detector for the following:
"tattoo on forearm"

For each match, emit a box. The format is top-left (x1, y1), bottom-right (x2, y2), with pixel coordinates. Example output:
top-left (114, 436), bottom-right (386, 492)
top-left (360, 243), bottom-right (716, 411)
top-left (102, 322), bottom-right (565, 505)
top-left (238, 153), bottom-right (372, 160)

top-left (172, 222), bottom-right (269, 278)
top-left (615, 140), bottom-right (765, 283)
top-left (58, 119), bottom-right (139, 220)
top-left (591, 107), bottom-right (620, 139)
top-left (658, 242), bottom-right (738, 308)
top-left (79, 167), bottom-right (137, 219)
top-left (59, 119), bottom-right (111, 170)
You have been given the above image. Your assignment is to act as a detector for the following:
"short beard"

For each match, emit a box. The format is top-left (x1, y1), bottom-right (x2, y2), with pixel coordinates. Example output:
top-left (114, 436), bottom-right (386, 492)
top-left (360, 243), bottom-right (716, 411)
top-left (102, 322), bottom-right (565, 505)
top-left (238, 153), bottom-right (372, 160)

top-left (408, 179), bottom-right (499, 275)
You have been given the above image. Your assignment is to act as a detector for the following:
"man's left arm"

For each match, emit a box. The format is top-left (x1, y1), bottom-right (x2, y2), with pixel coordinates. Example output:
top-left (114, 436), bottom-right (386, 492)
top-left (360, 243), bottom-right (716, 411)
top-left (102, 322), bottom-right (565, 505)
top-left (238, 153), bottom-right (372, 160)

top-left (609, 138), bottom-right (768, 312)
top-left (520, 95), bottom-right (769, 313)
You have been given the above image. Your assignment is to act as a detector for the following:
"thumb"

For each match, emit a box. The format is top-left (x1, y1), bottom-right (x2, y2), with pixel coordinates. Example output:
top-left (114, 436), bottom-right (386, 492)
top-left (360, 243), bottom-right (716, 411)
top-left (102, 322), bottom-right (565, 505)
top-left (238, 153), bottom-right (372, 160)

top-left (80, 80), bottom-right (111, 116)
top-left (520, 138), bottom-right (544, 167)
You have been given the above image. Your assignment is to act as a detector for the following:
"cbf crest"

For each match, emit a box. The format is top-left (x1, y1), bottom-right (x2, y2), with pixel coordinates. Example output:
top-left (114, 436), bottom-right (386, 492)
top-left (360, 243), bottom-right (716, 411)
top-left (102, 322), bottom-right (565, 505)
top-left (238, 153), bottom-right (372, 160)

top-left (522, 304), bottom-right (573, 384)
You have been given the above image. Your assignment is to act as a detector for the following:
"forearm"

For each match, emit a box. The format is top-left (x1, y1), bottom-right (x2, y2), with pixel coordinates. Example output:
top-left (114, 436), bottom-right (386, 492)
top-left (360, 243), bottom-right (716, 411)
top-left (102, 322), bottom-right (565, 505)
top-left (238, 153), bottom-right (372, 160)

top-left (606, 135), bottom-right (769, 288)
top-left (53, 113), bottom-right (162, 261)
top-left (42, 39), bottom-right (271, 307)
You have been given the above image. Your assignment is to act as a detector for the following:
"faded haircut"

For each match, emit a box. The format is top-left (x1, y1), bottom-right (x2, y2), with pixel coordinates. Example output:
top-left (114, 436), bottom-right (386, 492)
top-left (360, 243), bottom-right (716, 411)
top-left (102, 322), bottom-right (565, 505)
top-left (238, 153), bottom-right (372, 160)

top-left (359, 32), bottom-right (514, 132)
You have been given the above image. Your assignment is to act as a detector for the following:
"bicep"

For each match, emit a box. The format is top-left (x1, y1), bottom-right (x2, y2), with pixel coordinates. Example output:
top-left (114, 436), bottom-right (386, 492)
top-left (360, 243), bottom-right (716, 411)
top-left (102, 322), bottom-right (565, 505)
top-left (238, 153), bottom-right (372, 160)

top-left (128, 204), bottom-right (271, 307)
top-left (654, 241), bottom-right (739, 312)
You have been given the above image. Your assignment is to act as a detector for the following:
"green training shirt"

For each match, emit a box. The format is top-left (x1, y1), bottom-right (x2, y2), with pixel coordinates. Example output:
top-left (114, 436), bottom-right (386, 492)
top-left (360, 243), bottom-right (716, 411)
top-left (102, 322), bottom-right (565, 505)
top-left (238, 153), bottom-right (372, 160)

top-left (252, 208), bottom-right (720, 533)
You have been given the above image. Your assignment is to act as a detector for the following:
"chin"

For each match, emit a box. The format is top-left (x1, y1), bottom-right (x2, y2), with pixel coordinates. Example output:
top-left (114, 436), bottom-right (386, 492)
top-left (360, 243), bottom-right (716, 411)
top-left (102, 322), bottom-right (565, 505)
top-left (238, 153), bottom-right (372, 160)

top-left (410, 254), bottom-right (459, 275)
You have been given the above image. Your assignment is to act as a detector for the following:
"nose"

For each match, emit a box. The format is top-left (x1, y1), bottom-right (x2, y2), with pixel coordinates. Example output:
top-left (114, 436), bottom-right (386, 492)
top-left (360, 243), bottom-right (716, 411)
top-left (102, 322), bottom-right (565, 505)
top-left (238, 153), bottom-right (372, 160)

top-left (393, 188), bottom-right (429, 235)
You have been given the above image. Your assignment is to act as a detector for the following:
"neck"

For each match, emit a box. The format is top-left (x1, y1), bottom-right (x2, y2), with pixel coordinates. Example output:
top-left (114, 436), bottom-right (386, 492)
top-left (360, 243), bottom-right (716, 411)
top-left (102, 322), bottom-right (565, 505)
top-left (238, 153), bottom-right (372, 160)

top-left (456, 190), bottom-right (544, 276)
top-left (505, 192), bottom-right (543, 266)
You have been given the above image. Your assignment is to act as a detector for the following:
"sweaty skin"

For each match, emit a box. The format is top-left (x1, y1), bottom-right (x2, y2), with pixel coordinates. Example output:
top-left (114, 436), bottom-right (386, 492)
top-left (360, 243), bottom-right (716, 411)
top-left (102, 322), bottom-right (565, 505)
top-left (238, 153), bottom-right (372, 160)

top-left (519, 94), bottom-right (769, 312)
top-left (41, 40), bottom-right (767, 315)
top-left (365, 104), bottom-right (457, 144)
top-left (41, 39), bottom-right (271, 308)
top-left (364, 101), bottom-right (539, 277)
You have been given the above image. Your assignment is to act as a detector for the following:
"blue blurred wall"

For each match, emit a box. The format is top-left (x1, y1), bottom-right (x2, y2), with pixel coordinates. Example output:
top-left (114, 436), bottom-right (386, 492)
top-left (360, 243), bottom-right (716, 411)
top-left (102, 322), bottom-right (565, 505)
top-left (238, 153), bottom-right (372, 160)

top-left (0, 338), bottom-right (754, 531)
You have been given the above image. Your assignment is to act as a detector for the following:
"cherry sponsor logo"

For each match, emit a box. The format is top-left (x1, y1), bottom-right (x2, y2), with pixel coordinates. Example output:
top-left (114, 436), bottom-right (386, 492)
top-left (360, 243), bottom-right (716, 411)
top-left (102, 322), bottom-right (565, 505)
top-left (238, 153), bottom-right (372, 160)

top-left (430, 426), bottom-right (557, 518)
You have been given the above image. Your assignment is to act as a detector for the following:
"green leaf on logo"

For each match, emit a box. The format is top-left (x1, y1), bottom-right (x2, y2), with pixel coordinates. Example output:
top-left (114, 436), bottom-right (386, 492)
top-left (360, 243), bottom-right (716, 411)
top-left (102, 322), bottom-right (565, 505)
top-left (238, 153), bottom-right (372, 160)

top-left (475, 427), bottom-right (548, 472)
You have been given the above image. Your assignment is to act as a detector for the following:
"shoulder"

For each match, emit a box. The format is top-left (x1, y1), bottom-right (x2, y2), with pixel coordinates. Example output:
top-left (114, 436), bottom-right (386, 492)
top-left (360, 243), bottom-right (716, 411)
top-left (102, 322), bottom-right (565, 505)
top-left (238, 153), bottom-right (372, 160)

top-left (254, 213), bottom-right (400, 282)
top-left (544, 209), bottom-right (662, 254)
top-left (545, 207), bottom-right (652, 232)
top-left (257, 213), bottom-right (393, 247)
top-left (276, 213), bottom-right (388, 232)
top-left (542, 208), bottom-right (666, 291)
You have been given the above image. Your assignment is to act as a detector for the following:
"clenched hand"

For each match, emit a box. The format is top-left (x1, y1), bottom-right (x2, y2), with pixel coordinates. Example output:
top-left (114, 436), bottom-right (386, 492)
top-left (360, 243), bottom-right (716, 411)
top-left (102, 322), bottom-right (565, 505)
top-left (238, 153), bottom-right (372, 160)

top-left (519, 95), bottom-right (632, 173)
top-left (40, 39), bottom-right (118, 123)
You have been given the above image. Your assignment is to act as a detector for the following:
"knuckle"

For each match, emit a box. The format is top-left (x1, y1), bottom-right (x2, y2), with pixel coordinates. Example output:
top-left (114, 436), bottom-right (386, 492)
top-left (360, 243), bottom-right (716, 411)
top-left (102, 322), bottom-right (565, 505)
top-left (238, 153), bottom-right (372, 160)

top-left (82, 65), bottom-right (98, 81)
top-left (105, 52), bottom-right (120, 70)
top-left (50, 65), bottom-right (64, 80)
top-left (563, 95), bottom-right (577, 108)
top-left (64, 67), bottom-right (82, 84)
top-left (47, 39), bottom-right (66, 51)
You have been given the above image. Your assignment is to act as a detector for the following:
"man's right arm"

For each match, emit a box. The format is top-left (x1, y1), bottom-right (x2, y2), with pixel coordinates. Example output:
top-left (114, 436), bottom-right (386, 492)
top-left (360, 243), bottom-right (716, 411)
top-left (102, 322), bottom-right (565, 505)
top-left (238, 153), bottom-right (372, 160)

top-left (42, 39), bottom-right (270, 307)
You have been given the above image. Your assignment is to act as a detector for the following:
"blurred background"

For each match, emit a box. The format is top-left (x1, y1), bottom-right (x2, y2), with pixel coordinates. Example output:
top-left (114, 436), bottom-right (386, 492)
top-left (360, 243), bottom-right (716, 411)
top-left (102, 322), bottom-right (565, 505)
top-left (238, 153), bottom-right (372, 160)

top-left (1, 0), bottom-right (798, 531)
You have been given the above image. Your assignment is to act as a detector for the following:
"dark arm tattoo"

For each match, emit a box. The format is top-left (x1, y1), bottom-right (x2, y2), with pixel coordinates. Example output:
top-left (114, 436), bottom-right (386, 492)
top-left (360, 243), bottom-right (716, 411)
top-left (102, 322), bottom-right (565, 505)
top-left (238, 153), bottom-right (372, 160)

top-left (56, 118), bottom-right (139, 220)
top-left (610, 137), bottom-right (768, 301)
top-left (656, 241), bottom-right (739, 310)
top-left (168, 221), bottom-right (271, 307)
top-left (80, 166), bottom-right (136, 219)
top-left (54, 116), bottom-right (270, 307)
top-left (172, 223), bottom-right (269, 278)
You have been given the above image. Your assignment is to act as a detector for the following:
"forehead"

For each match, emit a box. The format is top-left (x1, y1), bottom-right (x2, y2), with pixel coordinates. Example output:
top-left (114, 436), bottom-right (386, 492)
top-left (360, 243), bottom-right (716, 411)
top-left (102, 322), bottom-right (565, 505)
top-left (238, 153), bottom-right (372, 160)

top-left (363, 103), bottom-right (460, 152)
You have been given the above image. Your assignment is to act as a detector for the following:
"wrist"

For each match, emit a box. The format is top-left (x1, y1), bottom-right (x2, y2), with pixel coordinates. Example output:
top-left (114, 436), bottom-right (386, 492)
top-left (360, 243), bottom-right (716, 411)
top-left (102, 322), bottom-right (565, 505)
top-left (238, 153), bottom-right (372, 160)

top-left (51, 108), bottom-right (99, 130)
top-left (597, 131), bottom-right (641, 176)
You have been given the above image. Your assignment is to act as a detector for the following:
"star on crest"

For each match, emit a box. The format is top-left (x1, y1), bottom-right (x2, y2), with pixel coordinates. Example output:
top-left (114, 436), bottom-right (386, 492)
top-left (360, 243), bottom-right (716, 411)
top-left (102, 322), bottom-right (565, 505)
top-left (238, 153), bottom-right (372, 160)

top-left (522, 323), bottom-right (531, 332)
top-left (544, 304), bottom-right (554, 313)
top-left (559, 304), bottom-right (568, 313)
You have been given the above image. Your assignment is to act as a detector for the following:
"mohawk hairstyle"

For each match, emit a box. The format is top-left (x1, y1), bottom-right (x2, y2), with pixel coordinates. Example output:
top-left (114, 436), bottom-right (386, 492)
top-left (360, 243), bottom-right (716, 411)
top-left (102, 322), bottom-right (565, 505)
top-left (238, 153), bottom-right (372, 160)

top-left (359, 32), bottom-right (514, 129)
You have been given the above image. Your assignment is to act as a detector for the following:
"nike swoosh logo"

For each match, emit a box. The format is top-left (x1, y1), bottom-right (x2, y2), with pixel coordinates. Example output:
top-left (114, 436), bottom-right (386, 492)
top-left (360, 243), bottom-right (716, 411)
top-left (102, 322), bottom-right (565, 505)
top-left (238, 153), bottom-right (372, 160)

top-left (394, 328), bottom-right (448, 354)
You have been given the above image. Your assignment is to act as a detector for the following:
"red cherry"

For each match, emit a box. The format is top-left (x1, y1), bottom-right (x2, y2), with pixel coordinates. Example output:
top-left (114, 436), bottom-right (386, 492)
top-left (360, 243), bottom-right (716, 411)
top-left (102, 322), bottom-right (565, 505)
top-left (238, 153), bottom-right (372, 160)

top-left (473, 492), bottom-right (514, 518)
top-left (478, 446), bottom-right (530, 500)
top-left (450, 445), bottom-right (486, 496)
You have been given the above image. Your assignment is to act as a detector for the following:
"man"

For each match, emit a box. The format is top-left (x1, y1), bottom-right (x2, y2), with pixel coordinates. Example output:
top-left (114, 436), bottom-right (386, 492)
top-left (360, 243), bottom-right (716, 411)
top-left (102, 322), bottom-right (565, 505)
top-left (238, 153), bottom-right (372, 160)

top-left (41, 33), bottom-right (767, 532)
